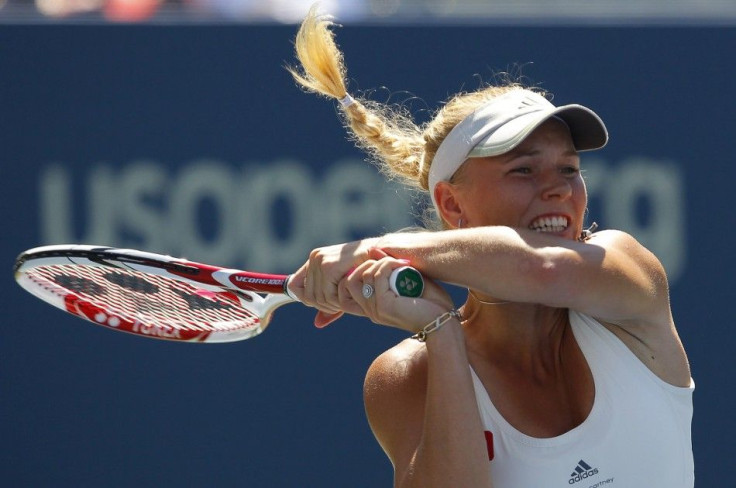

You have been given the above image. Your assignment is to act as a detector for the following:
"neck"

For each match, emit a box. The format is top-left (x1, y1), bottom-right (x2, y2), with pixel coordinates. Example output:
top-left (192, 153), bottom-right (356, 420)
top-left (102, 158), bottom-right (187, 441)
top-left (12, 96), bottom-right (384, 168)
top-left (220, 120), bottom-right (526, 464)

top-left (461, 299), bottom-right (571, 368)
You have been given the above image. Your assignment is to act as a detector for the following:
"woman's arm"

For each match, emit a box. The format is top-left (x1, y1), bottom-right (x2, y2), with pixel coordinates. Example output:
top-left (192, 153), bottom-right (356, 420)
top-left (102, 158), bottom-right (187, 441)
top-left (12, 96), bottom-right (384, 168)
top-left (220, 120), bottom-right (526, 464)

top-left (294, 227), bottom-right (661, 325)
top-left (296, 255), bottom-right (494, 486)
top-left (365, 322), bottom-right (493, 488)
top-left (293, 226), bottom-right (689, 385)
top-left (377, 226), bottom-right (691, 386)
top-left (379, 227), bottom-right (659, 323)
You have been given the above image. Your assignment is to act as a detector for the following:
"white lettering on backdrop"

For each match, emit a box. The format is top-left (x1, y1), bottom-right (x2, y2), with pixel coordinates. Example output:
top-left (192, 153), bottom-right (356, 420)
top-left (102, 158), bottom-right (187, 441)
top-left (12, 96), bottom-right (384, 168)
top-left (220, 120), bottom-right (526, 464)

top-left (39, 156), bottom-right (685, 282)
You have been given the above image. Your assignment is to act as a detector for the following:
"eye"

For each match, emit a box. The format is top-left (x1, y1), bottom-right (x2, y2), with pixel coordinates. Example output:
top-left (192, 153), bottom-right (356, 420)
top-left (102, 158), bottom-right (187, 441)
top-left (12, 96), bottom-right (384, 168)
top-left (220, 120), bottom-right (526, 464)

top-left (509, 166), bottom-right (532, 175)
top-left (560, 166), bottom-right (580, 176)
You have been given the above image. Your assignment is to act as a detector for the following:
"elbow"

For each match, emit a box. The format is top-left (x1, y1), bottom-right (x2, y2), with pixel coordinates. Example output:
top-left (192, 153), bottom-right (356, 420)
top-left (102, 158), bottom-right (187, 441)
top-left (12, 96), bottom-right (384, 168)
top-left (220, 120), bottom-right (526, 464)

top-left (518, 247), bottom-right (561, 282)
top-left (517, 248), bottom-right (577, 303)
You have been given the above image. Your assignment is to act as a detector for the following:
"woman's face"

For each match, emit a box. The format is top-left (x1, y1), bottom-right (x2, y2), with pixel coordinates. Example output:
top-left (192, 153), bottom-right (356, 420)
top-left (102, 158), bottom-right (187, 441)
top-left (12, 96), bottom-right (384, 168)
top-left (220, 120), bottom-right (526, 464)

top-left (449, 118), bottom-right (587, 241)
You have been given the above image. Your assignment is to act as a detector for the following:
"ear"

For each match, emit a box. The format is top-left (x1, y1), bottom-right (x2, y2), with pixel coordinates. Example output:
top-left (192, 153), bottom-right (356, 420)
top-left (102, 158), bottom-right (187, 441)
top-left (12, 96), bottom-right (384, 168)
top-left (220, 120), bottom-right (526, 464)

top-left (433, 181), bottom-right (463, 229)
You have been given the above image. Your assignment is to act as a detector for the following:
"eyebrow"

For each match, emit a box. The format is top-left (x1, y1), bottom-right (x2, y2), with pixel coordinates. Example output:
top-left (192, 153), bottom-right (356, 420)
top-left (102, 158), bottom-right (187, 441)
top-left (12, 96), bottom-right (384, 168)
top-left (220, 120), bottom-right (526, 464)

top-left (497, 147), bottom-right (580, 166)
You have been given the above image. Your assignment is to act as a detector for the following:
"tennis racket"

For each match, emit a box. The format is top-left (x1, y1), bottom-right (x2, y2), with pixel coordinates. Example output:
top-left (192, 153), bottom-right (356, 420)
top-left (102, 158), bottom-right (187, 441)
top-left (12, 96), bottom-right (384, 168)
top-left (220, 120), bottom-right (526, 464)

top-left (14, 245), bottom-right (425, 343)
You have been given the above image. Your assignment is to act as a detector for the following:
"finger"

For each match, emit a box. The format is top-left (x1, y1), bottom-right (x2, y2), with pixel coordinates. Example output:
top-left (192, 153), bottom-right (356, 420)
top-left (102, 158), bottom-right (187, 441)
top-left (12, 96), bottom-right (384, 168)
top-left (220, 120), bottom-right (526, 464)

top-left (300, 260), bottom-right (316, 306)
top-left (307, 262), bottom-right (327, 306)
top-left (367, 247), bottom-right (390, 260)
top-left (305, 257), bottom-right (333, 308)
top-left (342, 261), bottom-right (372, 312)
top-left (310, 263), bottom-right (363, 328)
top-left (336, 275), bottom-right (364, 317)
top-left (314, 310), bottom-right (343, 328)
top-left (288, 263), bottom-right (308, 301)
top-left (367, 247), bottom-right (413, 267)
top-left (308, 252), bottom-right (349, 311)
top-left (357, 260), bottom-right (386, 320)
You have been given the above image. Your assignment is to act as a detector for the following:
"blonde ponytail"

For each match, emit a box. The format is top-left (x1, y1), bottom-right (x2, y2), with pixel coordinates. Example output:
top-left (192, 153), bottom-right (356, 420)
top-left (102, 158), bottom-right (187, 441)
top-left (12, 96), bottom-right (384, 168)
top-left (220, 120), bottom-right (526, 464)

top-left (287, 5), bottom-right (349, 102)
top-left (288, 5), bottom-right (426, 190)
top-left (288, 5), bottom-right (530, 198)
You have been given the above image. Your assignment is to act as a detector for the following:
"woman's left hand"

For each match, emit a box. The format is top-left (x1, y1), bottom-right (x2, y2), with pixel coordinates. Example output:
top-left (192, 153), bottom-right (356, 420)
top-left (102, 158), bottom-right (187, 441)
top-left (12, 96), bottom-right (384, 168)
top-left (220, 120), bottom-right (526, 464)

top-left (337, 248), bottom-right (454, 333)
top-left (289, 237), bottom-right (380, 326)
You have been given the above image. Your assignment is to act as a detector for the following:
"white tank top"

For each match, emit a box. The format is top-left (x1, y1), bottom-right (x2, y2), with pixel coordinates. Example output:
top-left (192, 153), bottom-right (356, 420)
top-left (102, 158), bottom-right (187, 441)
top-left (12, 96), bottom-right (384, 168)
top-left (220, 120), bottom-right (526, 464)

top-left (469, 310), bottom-right (694, 488)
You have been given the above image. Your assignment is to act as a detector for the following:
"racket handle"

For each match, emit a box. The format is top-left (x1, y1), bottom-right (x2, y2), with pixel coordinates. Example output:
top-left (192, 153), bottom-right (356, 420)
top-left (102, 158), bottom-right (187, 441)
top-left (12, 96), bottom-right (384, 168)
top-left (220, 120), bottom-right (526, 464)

top-left (389, 266), bottom-right (424, 298)
top-left (285, 266), bottom-right (424, 300)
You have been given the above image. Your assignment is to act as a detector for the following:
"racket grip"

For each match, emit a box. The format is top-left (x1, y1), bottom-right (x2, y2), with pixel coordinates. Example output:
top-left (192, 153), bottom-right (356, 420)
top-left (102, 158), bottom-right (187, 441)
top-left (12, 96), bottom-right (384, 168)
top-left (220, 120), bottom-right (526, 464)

top-left (389, 266), bottom-right (424, 298)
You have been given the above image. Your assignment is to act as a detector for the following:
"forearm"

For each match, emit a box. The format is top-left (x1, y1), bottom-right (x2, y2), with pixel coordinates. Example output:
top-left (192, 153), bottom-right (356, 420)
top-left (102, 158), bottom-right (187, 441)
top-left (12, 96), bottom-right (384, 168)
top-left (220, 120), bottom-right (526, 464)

top-left (399, 321), bottom-right (492, 488)
top-left (295, 226), bottom-right (563, 313)
top-left (380, 226), bottom-right (561, 303)
top-left (379, 226), bottom-right (668, 325)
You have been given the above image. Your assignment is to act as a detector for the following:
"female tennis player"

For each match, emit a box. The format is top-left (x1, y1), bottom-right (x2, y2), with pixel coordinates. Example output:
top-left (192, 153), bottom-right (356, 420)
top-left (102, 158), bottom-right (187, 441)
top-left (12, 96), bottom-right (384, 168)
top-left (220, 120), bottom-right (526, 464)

top-left (288, 7), bottom-right (694, 487)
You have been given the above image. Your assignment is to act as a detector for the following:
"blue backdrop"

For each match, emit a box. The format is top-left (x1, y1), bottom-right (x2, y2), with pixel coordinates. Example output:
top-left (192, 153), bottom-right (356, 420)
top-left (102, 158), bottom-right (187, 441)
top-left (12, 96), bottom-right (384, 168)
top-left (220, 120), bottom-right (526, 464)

top-left (1, 24), bottom-right (733, 487)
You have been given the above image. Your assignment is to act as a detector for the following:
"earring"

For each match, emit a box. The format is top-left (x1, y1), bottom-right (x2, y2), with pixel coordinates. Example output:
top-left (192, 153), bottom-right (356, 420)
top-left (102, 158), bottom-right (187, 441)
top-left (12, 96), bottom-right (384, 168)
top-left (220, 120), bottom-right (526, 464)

top-left (579, 222), bottom-right (599, 241)
top-left (457, 218), bottom-right (463, 229)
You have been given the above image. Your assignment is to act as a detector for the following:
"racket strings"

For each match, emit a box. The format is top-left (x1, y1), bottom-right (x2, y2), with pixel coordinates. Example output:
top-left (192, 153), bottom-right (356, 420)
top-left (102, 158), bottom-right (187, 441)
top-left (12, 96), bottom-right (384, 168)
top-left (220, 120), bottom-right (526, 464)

top-left (25, 264), bottom-right (261, 332)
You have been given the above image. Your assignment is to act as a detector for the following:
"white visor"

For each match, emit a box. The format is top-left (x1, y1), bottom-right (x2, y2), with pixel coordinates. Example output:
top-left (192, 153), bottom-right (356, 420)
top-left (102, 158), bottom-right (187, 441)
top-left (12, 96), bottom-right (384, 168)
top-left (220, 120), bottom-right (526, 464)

top-left (428, 89), bottom-right (608, 211)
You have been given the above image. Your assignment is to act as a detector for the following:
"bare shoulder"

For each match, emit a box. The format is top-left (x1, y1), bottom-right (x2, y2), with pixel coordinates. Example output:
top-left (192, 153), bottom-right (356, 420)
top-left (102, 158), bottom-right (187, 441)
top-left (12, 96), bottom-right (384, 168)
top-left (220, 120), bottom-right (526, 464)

top-left (590, 229), bottom-right (669, 279)
top-left (365, 339), bottom-right (427, 392)
top-left (585, 229), bottom-right (670, 322)
top-left (364, 339), bottom-right (428, 417)
top-left (363, 339), bottom-right (429, 467)
top-left (586, 231), bottom-right (691, 387)
top-left (587, 229), bottom-right (662, 267)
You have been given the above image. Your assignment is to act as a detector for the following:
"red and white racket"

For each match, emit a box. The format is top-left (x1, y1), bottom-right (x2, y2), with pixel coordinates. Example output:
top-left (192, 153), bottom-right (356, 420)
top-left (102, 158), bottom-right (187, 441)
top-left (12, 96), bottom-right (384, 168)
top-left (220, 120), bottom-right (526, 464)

top-left (14, 245), bottom-right (424, 343)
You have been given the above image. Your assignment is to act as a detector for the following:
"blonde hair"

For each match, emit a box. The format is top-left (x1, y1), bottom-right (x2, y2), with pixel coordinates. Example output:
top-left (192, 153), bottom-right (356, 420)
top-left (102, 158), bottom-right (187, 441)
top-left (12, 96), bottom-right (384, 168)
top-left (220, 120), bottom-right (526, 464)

top-left (288, 5), bottom-right (536, 196)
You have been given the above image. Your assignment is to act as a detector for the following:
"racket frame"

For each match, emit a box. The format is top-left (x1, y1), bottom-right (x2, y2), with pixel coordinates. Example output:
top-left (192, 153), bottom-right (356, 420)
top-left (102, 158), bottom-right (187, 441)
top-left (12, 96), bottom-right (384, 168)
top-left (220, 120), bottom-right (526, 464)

top-left (14, 245), bottom-right (297, 343)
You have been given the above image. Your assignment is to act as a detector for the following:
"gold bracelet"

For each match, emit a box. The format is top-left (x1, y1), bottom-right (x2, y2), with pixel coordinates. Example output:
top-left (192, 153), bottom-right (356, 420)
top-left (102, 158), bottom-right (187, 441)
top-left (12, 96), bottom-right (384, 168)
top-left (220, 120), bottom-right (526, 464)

top-left (411, 309), bottom-right (462, 342)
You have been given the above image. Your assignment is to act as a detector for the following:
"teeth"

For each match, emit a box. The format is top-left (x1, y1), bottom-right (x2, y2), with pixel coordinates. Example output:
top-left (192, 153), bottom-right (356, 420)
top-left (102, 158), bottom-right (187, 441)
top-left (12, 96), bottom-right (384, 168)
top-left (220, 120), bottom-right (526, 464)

top-left (529, 216), bottom-right (569, 232)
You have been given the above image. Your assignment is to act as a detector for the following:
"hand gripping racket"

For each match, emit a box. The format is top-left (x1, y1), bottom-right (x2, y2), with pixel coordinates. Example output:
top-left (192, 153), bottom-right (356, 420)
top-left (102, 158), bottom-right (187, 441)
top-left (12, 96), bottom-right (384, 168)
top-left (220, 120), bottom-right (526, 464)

top-left (14, 245), bottom-right (425, 343)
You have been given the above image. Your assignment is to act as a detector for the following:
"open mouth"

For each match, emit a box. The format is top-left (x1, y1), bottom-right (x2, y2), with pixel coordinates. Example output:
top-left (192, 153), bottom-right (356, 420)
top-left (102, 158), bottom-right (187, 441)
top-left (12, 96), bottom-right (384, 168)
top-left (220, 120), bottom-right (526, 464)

top-left (529, 215), bottom-right (569, 233)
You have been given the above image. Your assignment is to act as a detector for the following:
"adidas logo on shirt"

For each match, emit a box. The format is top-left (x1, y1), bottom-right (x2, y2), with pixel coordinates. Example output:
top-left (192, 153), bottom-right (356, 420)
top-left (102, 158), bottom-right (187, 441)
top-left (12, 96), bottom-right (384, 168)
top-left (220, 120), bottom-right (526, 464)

top-left (569, 459), bottom-right (599, 484)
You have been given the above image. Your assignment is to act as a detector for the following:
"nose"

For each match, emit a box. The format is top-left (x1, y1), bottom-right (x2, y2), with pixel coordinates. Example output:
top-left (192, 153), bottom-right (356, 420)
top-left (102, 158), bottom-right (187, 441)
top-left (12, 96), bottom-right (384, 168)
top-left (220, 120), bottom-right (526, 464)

top-left (540, 172), bottom-right (573, 201)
